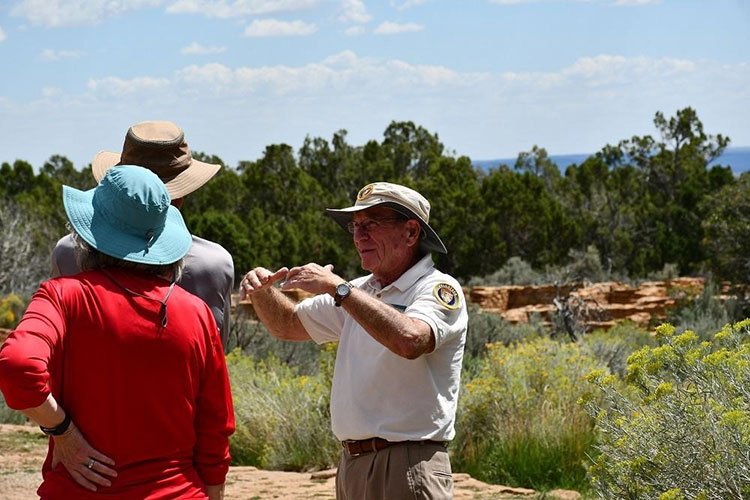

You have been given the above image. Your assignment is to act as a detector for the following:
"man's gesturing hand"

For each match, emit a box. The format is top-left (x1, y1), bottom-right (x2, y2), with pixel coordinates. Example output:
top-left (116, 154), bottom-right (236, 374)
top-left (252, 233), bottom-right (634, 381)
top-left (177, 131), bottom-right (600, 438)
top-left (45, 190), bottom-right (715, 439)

top-left (281, 263), bottom-right (338, 296)
top-left (241, 267), bottom-right (289, 299)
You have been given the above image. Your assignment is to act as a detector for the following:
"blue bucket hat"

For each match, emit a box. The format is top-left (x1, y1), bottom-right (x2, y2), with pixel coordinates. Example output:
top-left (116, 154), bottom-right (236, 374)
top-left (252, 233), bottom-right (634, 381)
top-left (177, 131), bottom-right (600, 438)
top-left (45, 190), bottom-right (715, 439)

top-left (63, 165), bottom-right (192, 265)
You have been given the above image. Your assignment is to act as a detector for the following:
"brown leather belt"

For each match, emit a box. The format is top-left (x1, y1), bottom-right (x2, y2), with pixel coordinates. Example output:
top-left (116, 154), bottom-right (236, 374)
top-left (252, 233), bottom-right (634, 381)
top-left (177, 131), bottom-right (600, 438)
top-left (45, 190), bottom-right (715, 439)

top-left (342, 438), bottom-right (447, 457)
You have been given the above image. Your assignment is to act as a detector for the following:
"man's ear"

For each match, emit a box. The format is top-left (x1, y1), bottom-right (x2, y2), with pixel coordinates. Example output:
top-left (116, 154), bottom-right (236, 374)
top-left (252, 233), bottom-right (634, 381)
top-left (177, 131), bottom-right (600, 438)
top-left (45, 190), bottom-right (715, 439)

top-left (406, 220), bottom-right (421, 244)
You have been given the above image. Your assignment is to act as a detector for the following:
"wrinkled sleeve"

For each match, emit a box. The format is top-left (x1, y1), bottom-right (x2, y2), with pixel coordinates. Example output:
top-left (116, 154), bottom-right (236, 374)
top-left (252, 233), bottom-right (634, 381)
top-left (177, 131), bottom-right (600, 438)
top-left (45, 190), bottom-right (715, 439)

top-left (193, 306), bottom-right (235, 486)
top-left (0, 282), bottom-right (65, 410)
top-left (295, 294), bottom-right (346, 344)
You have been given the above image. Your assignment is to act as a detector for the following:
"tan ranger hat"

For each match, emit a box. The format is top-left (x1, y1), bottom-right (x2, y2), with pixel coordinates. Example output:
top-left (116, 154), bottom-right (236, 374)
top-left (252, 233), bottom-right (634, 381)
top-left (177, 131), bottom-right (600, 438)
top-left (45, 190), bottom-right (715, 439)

top-left (326, 182), bottom-right (447, 254)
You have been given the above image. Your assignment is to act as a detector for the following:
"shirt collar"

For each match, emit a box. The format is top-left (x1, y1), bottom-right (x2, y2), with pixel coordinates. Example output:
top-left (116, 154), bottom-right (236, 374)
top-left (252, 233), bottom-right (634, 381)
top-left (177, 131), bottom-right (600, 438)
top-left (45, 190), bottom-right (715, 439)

top-left (364, 254), bottom-right (434, 293)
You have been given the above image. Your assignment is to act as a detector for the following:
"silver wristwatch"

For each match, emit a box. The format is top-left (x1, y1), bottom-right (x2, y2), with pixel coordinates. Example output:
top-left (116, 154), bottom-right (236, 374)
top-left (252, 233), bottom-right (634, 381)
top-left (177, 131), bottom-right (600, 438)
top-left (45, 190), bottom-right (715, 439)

top-left (334, 282), bottom-right (353, 307)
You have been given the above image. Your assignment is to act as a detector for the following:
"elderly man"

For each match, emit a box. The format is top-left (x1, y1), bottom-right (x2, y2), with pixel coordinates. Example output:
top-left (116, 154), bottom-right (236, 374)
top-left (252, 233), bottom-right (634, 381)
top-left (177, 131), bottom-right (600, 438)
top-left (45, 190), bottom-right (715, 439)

top-left (241, 182), bottom-right (467, 499)
top-left (51, 121), bottom-right (234, 350)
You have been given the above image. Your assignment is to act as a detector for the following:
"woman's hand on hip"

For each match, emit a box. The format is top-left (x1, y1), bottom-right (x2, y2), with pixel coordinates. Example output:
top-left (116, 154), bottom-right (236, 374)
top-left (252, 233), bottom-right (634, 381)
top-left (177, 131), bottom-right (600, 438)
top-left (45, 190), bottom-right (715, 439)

top-left (52, 422), bottom-right (117, 491)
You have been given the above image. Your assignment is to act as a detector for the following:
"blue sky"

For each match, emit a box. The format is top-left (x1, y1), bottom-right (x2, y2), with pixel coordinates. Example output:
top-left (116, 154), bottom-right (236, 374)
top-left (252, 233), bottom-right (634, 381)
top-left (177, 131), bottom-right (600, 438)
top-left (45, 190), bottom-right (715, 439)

top-left (0, 0), bottom-right (748, 170)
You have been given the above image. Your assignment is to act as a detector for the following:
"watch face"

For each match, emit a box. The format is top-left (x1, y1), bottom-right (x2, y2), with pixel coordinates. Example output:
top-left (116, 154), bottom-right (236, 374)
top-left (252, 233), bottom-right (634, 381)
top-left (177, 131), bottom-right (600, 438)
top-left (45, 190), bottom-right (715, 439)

top-left (336, 283), bottom-right (351, 296)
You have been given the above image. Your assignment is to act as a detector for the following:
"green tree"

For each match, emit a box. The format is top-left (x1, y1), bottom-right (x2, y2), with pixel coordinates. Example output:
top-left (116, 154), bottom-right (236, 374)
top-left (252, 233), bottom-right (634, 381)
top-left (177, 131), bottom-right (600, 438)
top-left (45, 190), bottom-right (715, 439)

top-left (240, 144), bottom-right (349, 270)
top-left (479, 166), bottom-right (576, 272)
top-left (560, 151), bottom-right (643, 275)
top-left (41, 155), bottom-right (95, 190)
top-left (187, 210), bottom-right (255, 275)
top-left (414, 156), bottom-right (485, 278)
top-left (559, 108), bottom-right (733, 277)
top-left (627, 107), bottom-right (732, 274)
top-left (381, 121), bottom-right (444, 178)
top-left (701, 174), bottom-right (750, 283)
top-left (514, 145), bottom-right (562, 193)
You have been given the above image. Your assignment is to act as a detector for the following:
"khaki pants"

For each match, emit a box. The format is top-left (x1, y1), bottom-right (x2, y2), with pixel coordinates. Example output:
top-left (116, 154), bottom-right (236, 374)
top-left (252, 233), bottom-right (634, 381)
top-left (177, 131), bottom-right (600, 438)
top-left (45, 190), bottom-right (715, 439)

top-left (336, 441), bottom-right (453, 499)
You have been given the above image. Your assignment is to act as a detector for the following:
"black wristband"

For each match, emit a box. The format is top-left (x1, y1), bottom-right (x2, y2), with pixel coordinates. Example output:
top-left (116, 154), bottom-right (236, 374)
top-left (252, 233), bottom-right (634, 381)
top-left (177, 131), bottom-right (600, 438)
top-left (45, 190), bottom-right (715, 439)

top-left (40, 413), bottom-right (72, 436)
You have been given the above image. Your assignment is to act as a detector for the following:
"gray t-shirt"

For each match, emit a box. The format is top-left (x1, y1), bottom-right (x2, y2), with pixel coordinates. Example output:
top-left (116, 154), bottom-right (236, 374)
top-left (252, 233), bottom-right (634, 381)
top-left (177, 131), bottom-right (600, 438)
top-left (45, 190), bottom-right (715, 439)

top-left (51, 233), bottom-right (234, 350)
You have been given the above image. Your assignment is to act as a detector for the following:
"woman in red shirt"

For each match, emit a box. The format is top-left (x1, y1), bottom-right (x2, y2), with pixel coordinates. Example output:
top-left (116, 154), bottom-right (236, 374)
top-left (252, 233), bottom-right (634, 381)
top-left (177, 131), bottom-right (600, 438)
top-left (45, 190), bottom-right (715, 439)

top-left (0, 166), bottom-right (234, 499)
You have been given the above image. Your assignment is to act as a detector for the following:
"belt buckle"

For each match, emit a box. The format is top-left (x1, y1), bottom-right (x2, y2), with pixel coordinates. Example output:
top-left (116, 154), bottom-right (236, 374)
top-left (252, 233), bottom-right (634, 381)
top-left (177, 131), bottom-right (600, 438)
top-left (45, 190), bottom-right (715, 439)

top-left (343, 440), bottom-right (363, 457)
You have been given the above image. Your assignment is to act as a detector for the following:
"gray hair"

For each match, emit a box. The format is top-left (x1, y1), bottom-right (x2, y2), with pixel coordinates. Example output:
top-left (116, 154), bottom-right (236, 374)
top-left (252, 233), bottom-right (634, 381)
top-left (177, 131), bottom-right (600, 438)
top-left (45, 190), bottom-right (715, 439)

top-left (69, 226), bottom-right (184, 282)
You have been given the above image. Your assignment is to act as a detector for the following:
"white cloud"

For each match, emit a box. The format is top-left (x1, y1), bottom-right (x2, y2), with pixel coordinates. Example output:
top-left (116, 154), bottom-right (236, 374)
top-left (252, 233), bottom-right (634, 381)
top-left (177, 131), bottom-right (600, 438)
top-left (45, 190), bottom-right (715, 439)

top-left (166, 0), bottom-right (318, 18)
top-left (11, 0), bottom-right (162, 27)
top-left (344, 25), bottom-right (366, 36)
top-left (172, 51), bottom-right (470, 98)
top-left (87, 76), bottom-right (171, 96)
top-left (176, 63), bottom-right (236, 88)
top-left (83, 52), bottom-right (703, 104)
top-left (614, 0), bottom-right (661, 5)
top-left (181, 42), bottom-right (227, 55)
top-left (243, 18), bottom-right (317, 37)
top-left (41, 87), bottom-right (63, 98)
top-left (0, 27), bottom-right (6, 42)
top-left (494, 55), bottom-right (696, 97)
top-left (40, 49), bottom-right (83, 61)
top-left (563, 54), bottom-right (695, 86)
top-left (489, 0), bottom-right (659, 4)
top-left (338, 0), bottom-right (371, 23)
top-left (488, 0), bottom-right (542, 4)
top-left (11, 0), bottom-right (322, 26)
top-left (391, 0), bottom-right (429, 9)
top-left (374, 21), bottom-right (423, 35)
top-left (5, 52), bottom-right (748, 169)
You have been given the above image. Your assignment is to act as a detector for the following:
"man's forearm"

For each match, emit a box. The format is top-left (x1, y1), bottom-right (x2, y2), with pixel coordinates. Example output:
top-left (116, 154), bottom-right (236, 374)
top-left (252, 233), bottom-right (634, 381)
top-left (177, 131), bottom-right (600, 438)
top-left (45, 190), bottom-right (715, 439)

top-left (252, 287), bottom-right (310, 341)
top-left (341, 288), bottom-right (434, 359)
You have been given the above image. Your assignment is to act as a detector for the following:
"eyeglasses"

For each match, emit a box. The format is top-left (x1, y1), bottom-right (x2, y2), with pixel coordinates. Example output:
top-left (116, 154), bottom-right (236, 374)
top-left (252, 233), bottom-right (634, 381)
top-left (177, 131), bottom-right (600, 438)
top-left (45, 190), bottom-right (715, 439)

top-left (346, 217), bottom-right (406, 234)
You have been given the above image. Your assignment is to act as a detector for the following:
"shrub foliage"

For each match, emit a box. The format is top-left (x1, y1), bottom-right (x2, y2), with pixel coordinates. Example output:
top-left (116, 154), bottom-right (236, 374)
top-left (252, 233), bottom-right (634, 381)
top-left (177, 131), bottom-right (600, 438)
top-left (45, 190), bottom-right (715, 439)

top-left (583, 321), bottom-right (750, 498)
top-left (453, 337), bottom-right (605, 491)
top-left (226, 345), bottom-right (340, 471)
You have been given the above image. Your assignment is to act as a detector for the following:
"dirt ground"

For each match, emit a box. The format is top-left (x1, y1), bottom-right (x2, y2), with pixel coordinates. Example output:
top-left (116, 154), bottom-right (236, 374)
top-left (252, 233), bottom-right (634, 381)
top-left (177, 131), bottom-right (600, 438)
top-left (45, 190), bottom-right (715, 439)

top-left (0, 424), bottom-right (579, 499)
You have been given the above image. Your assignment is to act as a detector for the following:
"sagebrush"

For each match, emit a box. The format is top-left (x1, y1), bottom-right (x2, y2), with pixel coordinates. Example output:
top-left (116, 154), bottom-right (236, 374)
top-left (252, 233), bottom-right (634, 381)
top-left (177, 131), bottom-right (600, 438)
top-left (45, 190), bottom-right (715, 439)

top-left (583, 321), bottom-right (750, 498)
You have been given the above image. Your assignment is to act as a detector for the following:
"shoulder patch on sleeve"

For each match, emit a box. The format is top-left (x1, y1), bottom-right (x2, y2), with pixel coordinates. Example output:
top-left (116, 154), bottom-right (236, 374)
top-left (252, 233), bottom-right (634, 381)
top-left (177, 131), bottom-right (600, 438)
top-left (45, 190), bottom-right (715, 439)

top-left (433, 283), bottom-right (460, 310)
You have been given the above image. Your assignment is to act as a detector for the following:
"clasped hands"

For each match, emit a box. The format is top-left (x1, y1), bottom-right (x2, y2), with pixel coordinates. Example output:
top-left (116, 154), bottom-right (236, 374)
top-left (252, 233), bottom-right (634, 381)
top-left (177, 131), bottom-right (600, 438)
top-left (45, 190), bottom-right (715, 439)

top-left (241, 263), bottom-right (340, 298)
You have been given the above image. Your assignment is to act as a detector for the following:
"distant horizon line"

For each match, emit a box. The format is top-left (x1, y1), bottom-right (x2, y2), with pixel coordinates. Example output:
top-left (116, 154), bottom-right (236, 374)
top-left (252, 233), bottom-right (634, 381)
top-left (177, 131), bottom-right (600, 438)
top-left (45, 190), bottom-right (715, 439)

top-left (471, 144), bottom-right (750, 164)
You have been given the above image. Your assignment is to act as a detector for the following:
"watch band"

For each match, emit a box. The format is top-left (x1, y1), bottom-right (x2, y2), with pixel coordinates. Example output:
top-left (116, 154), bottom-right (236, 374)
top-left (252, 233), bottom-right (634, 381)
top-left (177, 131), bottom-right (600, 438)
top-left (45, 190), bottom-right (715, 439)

top-left (40, 413), bottom-right (72, 436)
top-left (334, 282), bottom-right (353, 307)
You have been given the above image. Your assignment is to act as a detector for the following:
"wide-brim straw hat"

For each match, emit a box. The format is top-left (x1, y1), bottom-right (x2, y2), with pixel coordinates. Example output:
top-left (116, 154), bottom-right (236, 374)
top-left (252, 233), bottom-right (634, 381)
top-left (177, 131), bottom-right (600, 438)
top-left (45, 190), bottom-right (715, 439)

top-left (91, 121), bottom-right (221, 200)
top-left (326, 182), bottom-right (447, 254)
top-left (64, 165), bottom-right (192, 265)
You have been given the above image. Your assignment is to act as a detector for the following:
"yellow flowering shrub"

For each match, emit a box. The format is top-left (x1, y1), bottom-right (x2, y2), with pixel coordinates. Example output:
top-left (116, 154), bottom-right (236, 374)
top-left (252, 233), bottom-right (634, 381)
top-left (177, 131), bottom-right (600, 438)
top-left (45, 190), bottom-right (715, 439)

top-left (583, 320), bottom-right (750, 498)
top-left (0, 294), bottom-right (24, 329)
top-left (453, 337), bottom-right (606, 491)
top-left (226, 346), bottom-right (339, 471)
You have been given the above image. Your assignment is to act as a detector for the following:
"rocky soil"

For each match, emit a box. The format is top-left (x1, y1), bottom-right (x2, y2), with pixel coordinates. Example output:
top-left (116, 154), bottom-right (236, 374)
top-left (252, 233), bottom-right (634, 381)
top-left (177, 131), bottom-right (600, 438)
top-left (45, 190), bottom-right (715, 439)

top-left (0, 424), bottom-right (580, 499)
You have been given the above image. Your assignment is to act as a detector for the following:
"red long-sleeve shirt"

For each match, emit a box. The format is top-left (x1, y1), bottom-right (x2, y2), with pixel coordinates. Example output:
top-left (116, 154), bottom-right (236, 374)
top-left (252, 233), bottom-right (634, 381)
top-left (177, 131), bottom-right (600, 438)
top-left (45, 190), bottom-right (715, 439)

top-left (0, 268), bottom-right (235, 499)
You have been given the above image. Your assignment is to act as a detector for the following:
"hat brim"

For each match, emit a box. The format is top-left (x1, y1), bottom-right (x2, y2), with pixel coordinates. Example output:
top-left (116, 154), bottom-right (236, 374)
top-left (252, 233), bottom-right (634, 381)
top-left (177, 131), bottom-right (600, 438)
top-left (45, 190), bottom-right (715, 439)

top-left (63, 185), bottom-right (193, 265)
top-left (326, 201), bottom-right (447, 254)
top-left (91, 151), bottom-right (221, 200)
